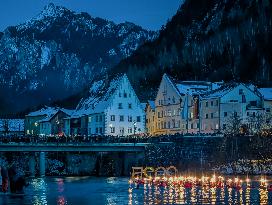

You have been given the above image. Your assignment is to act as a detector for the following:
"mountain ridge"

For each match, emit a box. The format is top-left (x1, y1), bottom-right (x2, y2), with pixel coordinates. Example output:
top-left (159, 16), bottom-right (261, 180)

top-left (0, 3), bottom-right (157, 114)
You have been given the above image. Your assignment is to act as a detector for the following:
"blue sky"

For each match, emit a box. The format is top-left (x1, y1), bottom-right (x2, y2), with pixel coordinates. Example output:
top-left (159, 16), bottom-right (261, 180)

top-left (0, 0), bottom-right (182, 31)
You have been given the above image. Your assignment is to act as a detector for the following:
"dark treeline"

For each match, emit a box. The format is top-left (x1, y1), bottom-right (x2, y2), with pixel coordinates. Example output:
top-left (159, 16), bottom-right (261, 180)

top-left (109, 0), bottom-right (272, 101)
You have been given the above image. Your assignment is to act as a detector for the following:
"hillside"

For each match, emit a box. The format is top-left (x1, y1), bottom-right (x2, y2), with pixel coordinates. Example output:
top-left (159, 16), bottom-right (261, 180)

top-left (110, 0), bottom-right (272, 101)
top-left (0, 3), bottom-right (156, 114)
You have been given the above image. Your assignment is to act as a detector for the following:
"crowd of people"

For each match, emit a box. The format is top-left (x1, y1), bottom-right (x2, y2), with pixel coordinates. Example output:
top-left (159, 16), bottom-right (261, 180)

top-left (0, 133), bottom-right (221, 144)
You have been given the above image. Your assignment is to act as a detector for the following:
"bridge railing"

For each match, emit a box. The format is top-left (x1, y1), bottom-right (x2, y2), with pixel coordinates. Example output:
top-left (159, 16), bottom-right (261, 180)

top-left (0, 133), bottom-right (224, 144)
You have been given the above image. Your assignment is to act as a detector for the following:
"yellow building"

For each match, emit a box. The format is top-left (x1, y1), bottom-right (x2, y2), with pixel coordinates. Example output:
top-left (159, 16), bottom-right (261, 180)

top-left (153, 74), bottom-right (215, 135)
top-left (145, 101), bottom-right (155, 135)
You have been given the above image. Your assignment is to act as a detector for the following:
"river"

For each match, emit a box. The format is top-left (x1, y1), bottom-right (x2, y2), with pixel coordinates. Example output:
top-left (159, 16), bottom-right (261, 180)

top-left (0, 176), bottom-right (271, 204)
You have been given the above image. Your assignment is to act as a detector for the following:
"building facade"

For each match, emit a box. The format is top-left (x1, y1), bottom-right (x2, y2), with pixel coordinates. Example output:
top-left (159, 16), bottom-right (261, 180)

top-left (70, 74), bottom-right (145, 137)
top-left (145, 101), bottom-right (155, 135)
top-left (25, 107), bottom-right (73, 135)
top-left (200, 83), bottom-right (263, 134)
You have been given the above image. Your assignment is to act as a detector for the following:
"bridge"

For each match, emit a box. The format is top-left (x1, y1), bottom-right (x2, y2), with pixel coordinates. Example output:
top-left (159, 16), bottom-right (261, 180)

top-left (0, 143), bottom-right (148, 152)
top-left (0, 142), bottom-right (150, 177)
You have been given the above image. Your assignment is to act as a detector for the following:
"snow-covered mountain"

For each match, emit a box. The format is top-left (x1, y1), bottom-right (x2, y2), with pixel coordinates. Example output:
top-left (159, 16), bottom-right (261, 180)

top-left (0, 3), bottom-right (156, 114)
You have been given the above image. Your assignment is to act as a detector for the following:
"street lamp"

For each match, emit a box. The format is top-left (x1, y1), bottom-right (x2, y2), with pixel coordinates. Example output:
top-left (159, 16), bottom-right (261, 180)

top-left (133, 121), bottom-right (137, 135)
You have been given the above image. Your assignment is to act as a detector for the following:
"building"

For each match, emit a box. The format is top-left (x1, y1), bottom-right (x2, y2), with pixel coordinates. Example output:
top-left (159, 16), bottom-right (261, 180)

top-left (200, 83), bottom-right (263, 134)
top-left (0, 119), bottom-right (24, 135)
top-left (38, 109), bottom-right (73, 136)
top-left (259, 88), bottom-right (272, 129)
top-left (153, 74), bottom-right (219, 135)
top-left (70, 74), bottom-right (145, 136)
top-left (25, 106), bottom-right (73, 135)
top-left (145, 101), bottom-right (155, 135)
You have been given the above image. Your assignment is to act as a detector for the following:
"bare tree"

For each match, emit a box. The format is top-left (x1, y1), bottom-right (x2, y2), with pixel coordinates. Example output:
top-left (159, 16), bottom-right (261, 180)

top-left (224, 114), bottom-right (243, 137)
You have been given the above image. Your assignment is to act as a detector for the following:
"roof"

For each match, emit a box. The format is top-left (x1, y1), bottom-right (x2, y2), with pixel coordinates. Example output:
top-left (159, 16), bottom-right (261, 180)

top-left (165, 74), bottom-right (219, 96)
top-left (27, 106), bottom-right (74, 123)
top-left (26, 106), bottom-right (59, 117)
top-left (259, 88), bottom-right (272, 100)
top-left (200, 83), bottom-right (238, 99)
top-left (147, 100), bottom-right (155, 110)
top-left (72, 74), bottom-right (126, 118)
top-left (0, 119), bottom-right (24, 132)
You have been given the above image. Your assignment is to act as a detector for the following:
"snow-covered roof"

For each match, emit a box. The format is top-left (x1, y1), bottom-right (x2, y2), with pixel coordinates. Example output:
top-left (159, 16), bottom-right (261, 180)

top-left (27, 106), bottom-right (74, 123)
top-left (72, 74), bottom-right (125, 118)
top-left (201, 83), bottom-right (241, 99)
top-left (141, 103), bottom-right (147, 110)
top-left (0, 119), bottom-right (24, 132)
top-left (147, 100), bottom-right (155, 110)
top-left (259, 88), bottom-right (272, 100)
top-left (166, 74), bottom-right (215, 96)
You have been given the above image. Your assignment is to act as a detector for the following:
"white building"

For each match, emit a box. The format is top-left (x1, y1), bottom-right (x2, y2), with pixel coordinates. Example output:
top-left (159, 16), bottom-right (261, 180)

top-left (200, 83), bottom-right (263, 133)
top-left (259, 88), bottom-right (272, 128)
top-left (72, 74), bottom-right (145, 136)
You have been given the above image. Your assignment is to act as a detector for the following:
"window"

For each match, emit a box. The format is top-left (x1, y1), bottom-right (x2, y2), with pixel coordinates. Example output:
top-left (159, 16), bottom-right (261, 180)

top-left (124, 92), bottom-right (127, 98)
top-left (164, 122), bottom-right (166, 129)
top-left (206, 102), bottom-right (208, 107)
top-left (89, 128), bottom-right (91, 134)
top-left (250, 101), bottom-right (257, 106)
top-left (215, 100), bottom-right (218, 106)
top-left (197, 123), bottom-right (200, 129)
top-left (168, 121), bottom-right (171, 128)
top-left (119, 93), bottom-right (121, 97)
top-left (110, 127), bottom-right (115, 133)
top-left (110, 115), bottom-right (115, 121)
top-left (266, 108), bottom-right (271, 112)
top-left (129, 93), bottom-right (131, 97)
top-left (128, 127), bottom-right (132, 133)
top-left (120, 127), bottom-right (124, 134)
top-left (158, 112), bottom-right (160, 118)
top-left (205, 114), bottom-right (208, 119)
top-left (128, 103), bottom-right (132, 109)
top-left (216, 124), bottom-right (219, 129)
top-left (211, 113), bottom-right (214, 119)
top-left (99, 115), bottom-right (102, 122)
top-left (118, 103), bottom-right (123, 109)
top-left (239, 89), bottom-right (243, 95)
top-left (96, 116), bottom-right (98, 122)
top-left (120, 115), bottom-right (124, 122)
top-left (224, 112), bottom-right (227, 117)
top-left (99, 127), bottom-right (103, 134)
top-left (128, 116), bottom-right (132, 122)
top-left (95, 128), bottom-right (98, 133)
top-left (88, 116), bottom-right (92, 122)
top-left (191, 124), bottom-right (194, 129)
top-left (137, 116), bottom-right (141, 122)
top-left (172, 97), bottom-right (176, 104)
top-left (211, 101), bottom-right (214, 106)
top-left (247, 112), bottom-right (249, 116)
top-left (223, 124), bottom-right (226, 129)
top-left (168, 110), bottom-right (171, 116)
top-left (234, 112), bottom-right (237, 116)
top-left (172, 119), bottom-right (175, 128)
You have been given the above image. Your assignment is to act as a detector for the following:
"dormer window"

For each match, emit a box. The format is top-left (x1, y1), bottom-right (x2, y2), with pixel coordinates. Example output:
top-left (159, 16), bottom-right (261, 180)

top-left (239, 89), bottom-right (243, 95)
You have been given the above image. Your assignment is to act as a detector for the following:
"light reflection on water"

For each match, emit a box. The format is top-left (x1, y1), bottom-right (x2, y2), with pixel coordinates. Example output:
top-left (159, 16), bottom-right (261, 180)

top-left (0, 177), bottom-right (271, 204)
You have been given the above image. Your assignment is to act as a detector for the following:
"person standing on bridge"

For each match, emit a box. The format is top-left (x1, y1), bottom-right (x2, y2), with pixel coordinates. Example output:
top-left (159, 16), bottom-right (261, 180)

top-left (1, 166), bottom-right (8, 193)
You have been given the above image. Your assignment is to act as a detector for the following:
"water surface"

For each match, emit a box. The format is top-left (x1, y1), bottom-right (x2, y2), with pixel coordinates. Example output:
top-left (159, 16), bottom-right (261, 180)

top-left (0, 177), bottom-right (271, 204)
